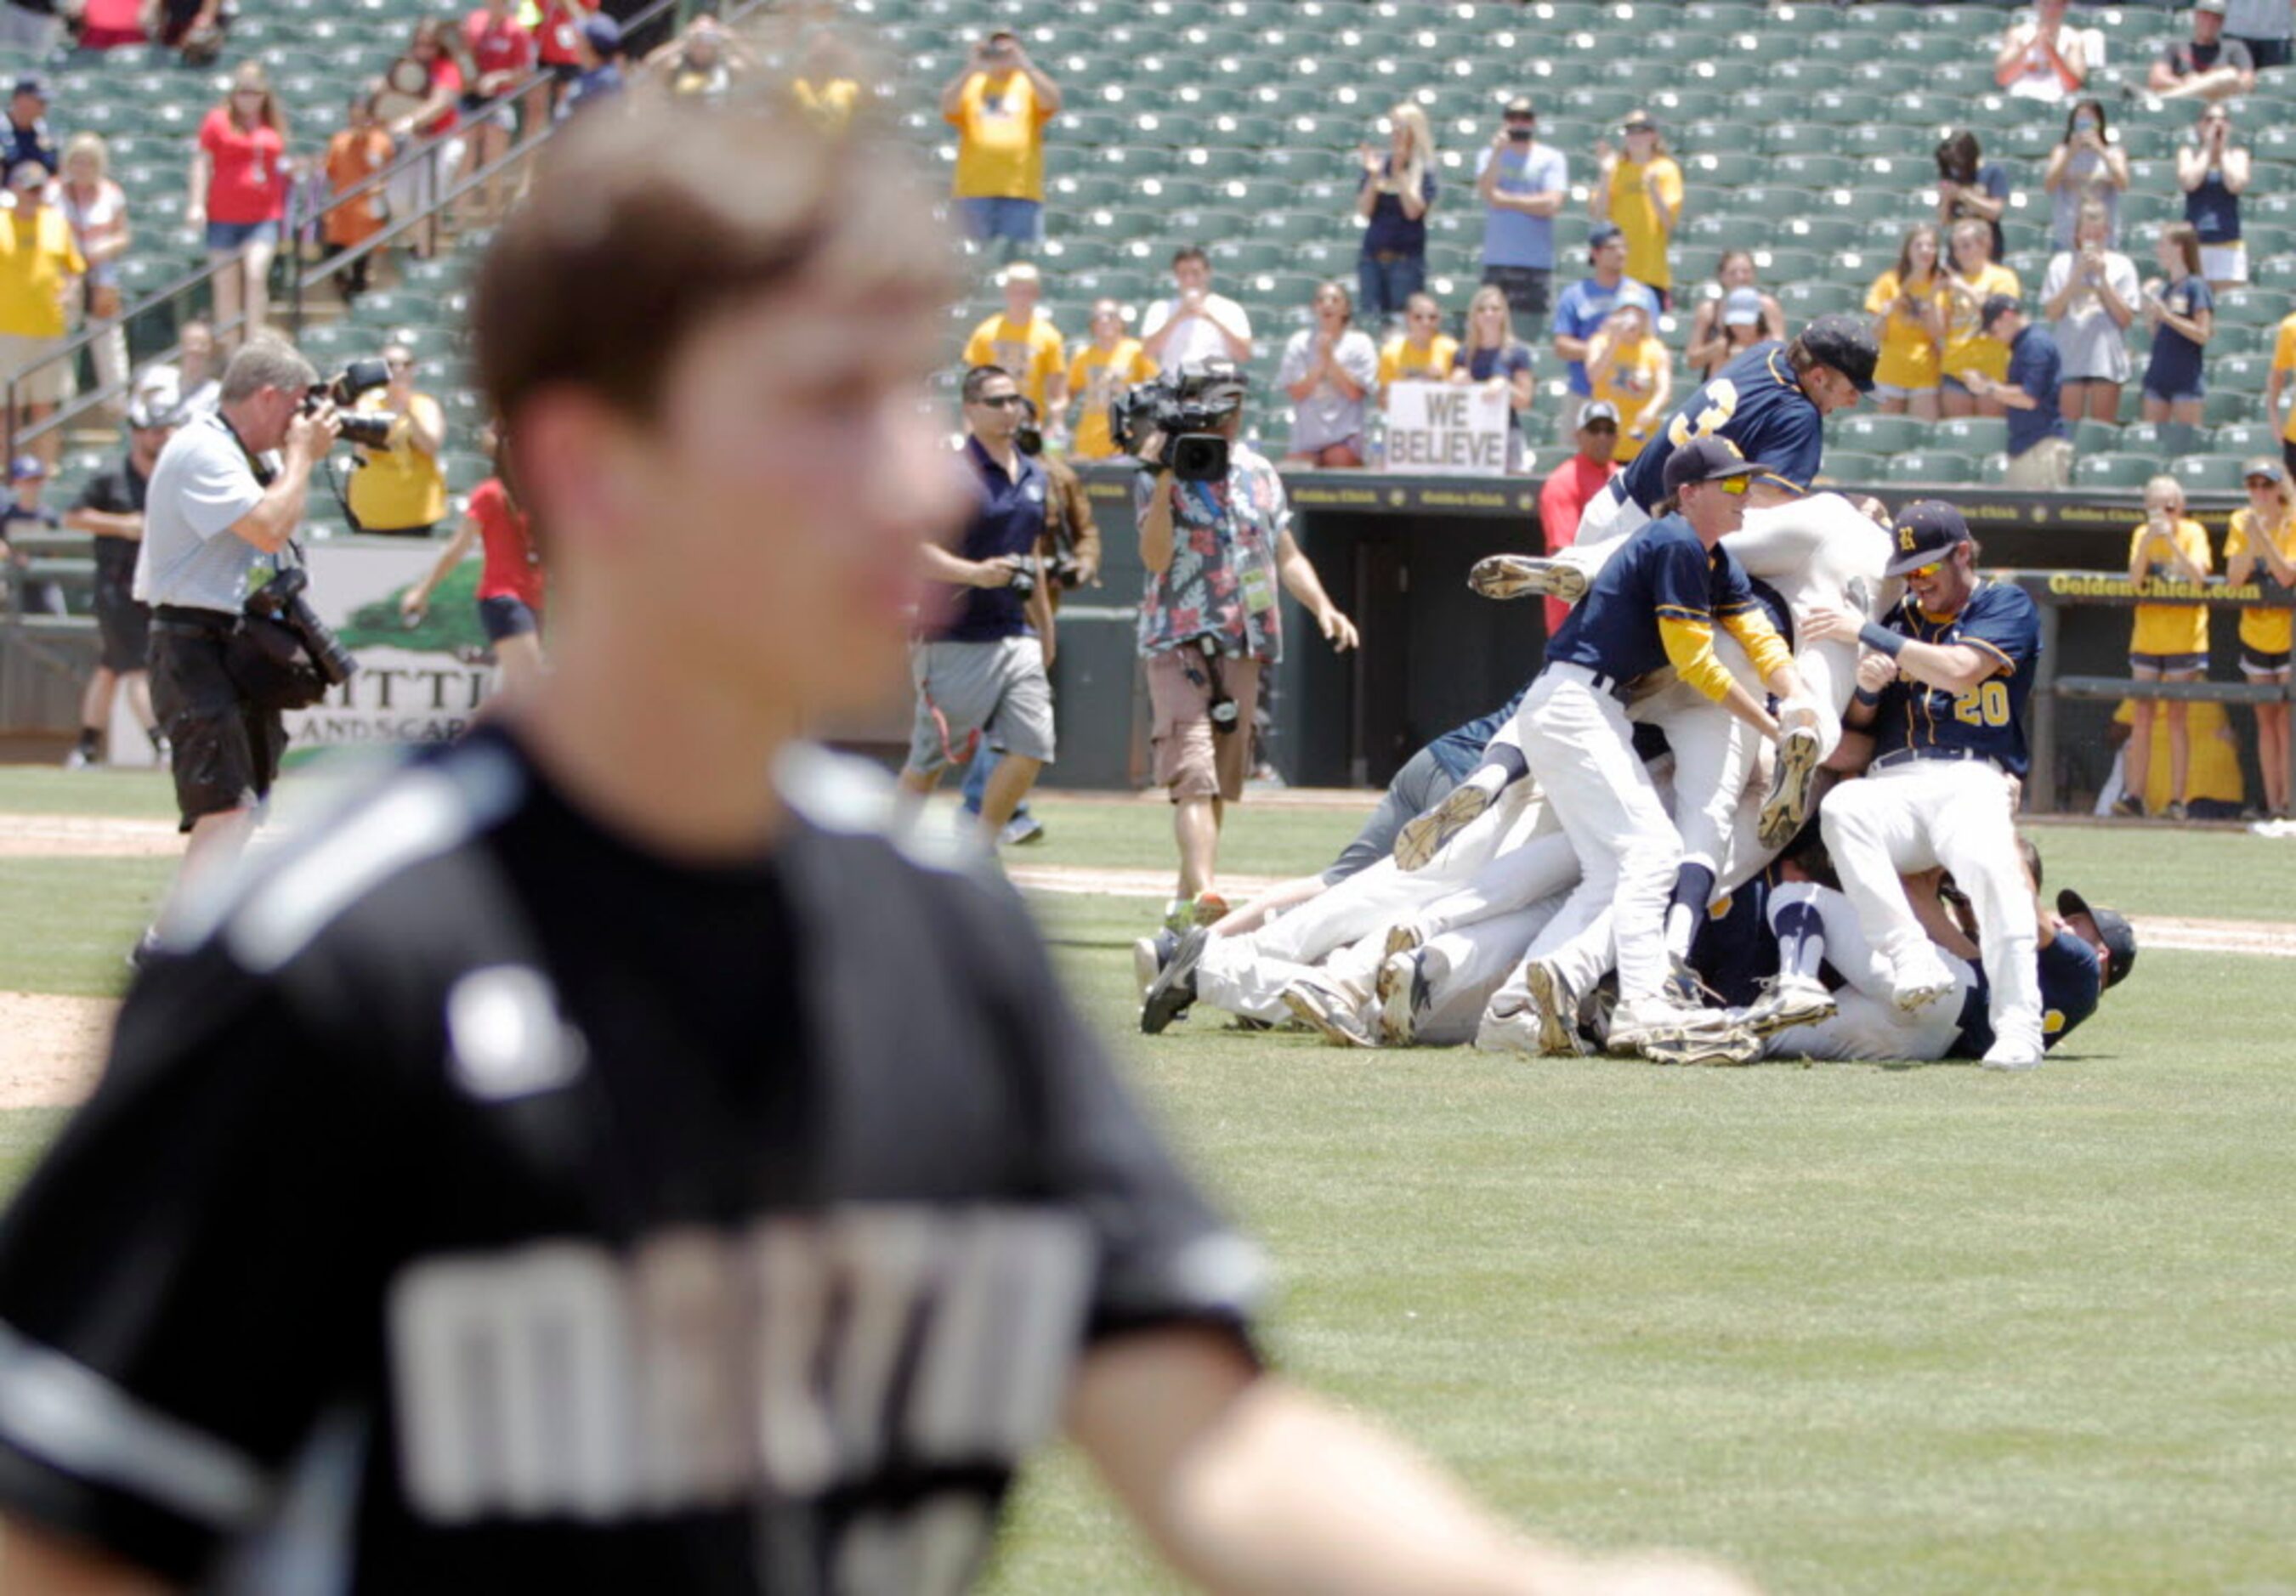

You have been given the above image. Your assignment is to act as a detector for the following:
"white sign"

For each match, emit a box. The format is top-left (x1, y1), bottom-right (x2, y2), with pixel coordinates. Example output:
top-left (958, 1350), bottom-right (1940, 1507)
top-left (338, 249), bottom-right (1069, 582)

top-left (1381, 380), bottom-right (1511, 477)
top-left (285, 537), bottom-right (496, 755)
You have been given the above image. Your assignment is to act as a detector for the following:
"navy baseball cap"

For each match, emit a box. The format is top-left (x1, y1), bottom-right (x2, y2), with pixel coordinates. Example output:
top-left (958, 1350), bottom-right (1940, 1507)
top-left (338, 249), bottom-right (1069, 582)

top-left (1884, 499), bottom-right (1970, 575)
top-left (11, 74), bottom-right (46, 99)
top-left (581, 13), bottom-right (621, 54)
top-left (1588, 222), bottom-right (1624, 252)
top-left (1662, 435), bottom-right (1761, 497)
top-left (1800, 312), bottom-right (1879, 394)
top-left (2057, 888), bottom-right (2136, 988)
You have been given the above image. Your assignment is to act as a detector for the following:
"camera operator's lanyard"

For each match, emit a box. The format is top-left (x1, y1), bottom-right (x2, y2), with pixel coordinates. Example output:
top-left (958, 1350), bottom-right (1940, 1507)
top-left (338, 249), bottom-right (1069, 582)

top-left (214, 410), bottom-right (298, 577)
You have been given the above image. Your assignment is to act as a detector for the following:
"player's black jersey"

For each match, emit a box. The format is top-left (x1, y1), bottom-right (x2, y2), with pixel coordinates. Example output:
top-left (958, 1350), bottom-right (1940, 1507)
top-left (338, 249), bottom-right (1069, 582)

top-left (0, 728), bottom-right (1261, 1593)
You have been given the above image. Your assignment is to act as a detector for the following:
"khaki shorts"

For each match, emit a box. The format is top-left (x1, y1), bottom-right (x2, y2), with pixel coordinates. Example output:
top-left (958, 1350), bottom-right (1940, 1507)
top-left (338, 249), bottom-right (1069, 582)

top-left (2002, 435), bottom-right (2073, 490)
top-left (0, 333), bottom-right (72, 405)
top-left (1145, 646), bottom-right (1262, 803)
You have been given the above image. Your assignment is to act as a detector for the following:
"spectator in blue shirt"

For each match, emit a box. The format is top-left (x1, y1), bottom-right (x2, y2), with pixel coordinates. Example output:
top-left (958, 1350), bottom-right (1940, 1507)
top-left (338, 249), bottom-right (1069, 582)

top-left (2178, 103), bottom-right (2250, 291)
top-left (1966, 296), bottom-right (2072, 490)
top-left (1474, 96), bottom-right (1568, 322)
top-left (2, 76), bottom-right (57, 180)
top-left (2141, 220), bottom-right (2215, 449)
top-left (1549, 223), bottom-right (1658, 441)
top-left (1352, 103), bottom-right (1436, 330)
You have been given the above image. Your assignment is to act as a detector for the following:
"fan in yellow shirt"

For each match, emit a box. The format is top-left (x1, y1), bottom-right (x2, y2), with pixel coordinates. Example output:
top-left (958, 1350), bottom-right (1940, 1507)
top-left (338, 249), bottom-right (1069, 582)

top-left (961, 262), bottom-right (1067, 417)
top-left (1065, 298), bottom-right (1156, 460)
top-left (2225, 457), bottom-right (2296, 816)
top-left (1940, 219), bottom-right (2020, 416)
top-left (1375, 293), bottom-right (1459, 405)
top-left (940, 31), bottom-right (1059, 255)
top-left (2266, 308), bottom-right (2296, 448)
top-left (1585, 302), bottom-right (1672, 463)
top-left (2115, 474), bottom-right (2214, 819)
top-left (1864, 224), bottom-right (1946, 419)
top-left (1588, 112), bottom-right (1684, 300)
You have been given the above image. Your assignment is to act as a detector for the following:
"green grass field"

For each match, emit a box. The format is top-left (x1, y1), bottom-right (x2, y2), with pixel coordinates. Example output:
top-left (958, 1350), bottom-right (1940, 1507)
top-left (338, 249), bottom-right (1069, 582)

top-left (3, 767), bottom-right (2293, 1592)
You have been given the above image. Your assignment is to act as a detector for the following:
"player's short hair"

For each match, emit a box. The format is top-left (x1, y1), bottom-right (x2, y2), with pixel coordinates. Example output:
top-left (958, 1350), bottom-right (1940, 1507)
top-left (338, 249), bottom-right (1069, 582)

top-left (218, 332), bottom-right (318, 403)
top-left (961, 364), bottom-right (1013, 403)
top-left (1171, 244), bottom-right (1209, 270)
top-left (475, 77), bottom-right (952, 433)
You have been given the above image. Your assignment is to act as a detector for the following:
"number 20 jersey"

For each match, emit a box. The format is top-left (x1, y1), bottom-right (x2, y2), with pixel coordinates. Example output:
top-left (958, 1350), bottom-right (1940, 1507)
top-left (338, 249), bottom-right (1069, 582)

top-left (1870, 579), bottom-right (2043, 778)
top-left (1614, 341), bottom-right (1827, 512)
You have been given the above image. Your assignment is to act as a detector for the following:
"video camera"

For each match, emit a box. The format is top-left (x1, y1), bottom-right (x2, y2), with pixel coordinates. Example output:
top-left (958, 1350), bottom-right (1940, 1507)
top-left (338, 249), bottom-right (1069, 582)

top-left (304, 358), bottom-right (398, 451)
top-left (1110, 359), bottom-right (1248, 483)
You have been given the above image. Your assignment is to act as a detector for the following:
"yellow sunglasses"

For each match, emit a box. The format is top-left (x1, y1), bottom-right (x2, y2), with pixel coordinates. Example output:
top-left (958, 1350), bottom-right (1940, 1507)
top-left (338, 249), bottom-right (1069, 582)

top-left (1906, 558), bottom-right (1945, 580)
top-left (1717, 476), bottom-right (1749, 496)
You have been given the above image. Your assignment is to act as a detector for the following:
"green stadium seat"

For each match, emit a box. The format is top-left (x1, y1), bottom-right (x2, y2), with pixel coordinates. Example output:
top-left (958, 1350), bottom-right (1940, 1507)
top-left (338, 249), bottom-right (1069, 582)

top-left (2213, 288), bottom-right (2286, 329)
top-left (1936, 416), bottom-right (2009, 455)
top-left (1649, 87), bottom-right (1731, 125)
top-left (1761, 122), bottom-right (1845, 159)
top-left (1885, 30), bottom-right (1970, 67)
top-left (1835, 413), bottom-right (1933, 454)
top-left (1817, 449), bottom-right (1885, 484)
top-left (2209, 422), bottom-right (2280, 457)
top-left (1252, 209), bottom-right (1345, 246)
top-left (1771, 154), bottom-right (1861, 190)
top-left (1682, 150), bottom-right (1762, 190)
top-left (1752, 246), bottom-right (1830, 285)
top-left (2075, 453), bottom-right (2160, 491)
top-left (1776, 280), bottom-right (1862, 320)
top-left (1777, 216), bottom-right (1866, 256)
top-left (2203, 389), bottom-right (2258, 427)
top-left (2171, 454), bottom-right (2251, 493)
top-left (2211, 352), bottom-right (2272, 392)
top-left (2072, 418), bottom-right (2123, 456)
top-left (1925, 62), bottom-right (1995, 96)
top-left (1885, 450), bottom-right (1975, 485)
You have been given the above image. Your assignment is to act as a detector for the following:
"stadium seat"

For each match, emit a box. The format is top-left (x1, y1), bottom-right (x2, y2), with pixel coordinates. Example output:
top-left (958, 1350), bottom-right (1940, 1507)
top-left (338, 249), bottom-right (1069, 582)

top-left (1770, 154), bottom-right (1861, 190)
top-left (2072, 418), bottom-right (2123, 457)
top-left (1682, 150), bottom-right (1763, 190)
top-left (1836, 413), bottom-right (1932, 455)
top-left (2073, 452), bottom-right (2159, 490)
top-left (2171, 454), bottom-right (2251, 494)
top-left (2203, 390), bottom-right (2259, 427)
top-left (1776, 280), bottom-right (1862, 320)
top-left (1935, 416), bottom-right (2009, 456)
top-left (2209, 422), bottom-right (2281, 457)
top-left (1817, 449), bottom-right (1885, 484)
top-left (1884, 450), bottom-right (1974, 485)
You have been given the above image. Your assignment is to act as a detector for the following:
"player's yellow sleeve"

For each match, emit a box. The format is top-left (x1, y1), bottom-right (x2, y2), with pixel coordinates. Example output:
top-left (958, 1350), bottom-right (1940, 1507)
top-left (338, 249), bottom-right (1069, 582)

top-left (1658, 614), bottom-right (1738, 702)
top-left (1719, 608), bottom-right (1795, 683)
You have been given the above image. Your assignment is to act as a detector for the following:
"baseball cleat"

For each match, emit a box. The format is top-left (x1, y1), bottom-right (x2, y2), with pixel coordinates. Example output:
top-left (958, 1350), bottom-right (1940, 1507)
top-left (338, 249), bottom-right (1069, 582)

top-left (1522, 959), bottom-right (1589, 1056)
top-left (1393, 778), bottom-right (1495, 871)
top-left (1132, 929), bottom-right (1176, 999)
top-left (1468, 553), bottom-right (1588, 604)
top-left (1980, 1037), bottom-right (2045, 1071)
top-left (1375, 948), bottom-right (1434, 1047)
top-left (1142, 925), bottom-right (1210, 1035)
top-left (1739, 972), bottom-right (1836, 1037)
top-left (1757, 722), bottom-right (1824, 851)
top-left (1606, 994), bottom-right (1733, 1056)
top-left (1889, 949), bottom-right (1958, 1014)
top-left (1283, 976), bottom-right (1378, 1049)
top-left (1383, 914), bottom-right (1430, 961)
top-left (1639, 1023), bottom-right (1763, 1067)
top-left (1472, 1001), bottom-right (1544, 1056)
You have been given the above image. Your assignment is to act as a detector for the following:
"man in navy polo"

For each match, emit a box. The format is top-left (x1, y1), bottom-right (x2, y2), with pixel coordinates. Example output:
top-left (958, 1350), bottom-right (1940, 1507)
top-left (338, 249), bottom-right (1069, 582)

top-left (1965, 294), bottom-right (2072, 490)
top-left (899, 363), bottom-right (1054, 841)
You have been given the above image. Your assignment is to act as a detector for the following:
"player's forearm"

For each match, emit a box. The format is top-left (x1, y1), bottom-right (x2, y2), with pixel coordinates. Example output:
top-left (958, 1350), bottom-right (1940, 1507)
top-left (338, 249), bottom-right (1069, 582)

top-left (0, 1514), bottom-right (175, 1595)
top-left (1891, 637), bottom-right (1994, 694)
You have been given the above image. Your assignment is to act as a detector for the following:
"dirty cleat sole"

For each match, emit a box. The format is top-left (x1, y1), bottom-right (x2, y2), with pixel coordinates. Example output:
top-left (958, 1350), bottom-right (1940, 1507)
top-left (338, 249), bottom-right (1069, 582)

top-left (1757, 723), bottom-right (1823, 851)
top-left (1468, 553), bottom-right (1587, 604)
top-left (1393, 781), bottom-right (1494, 871)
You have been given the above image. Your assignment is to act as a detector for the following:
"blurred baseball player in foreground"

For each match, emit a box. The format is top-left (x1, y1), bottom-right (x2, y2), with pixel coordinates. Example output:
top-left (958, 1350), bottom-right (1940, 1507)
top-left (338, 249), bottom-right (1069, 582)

top-left (0, 76), bottom-right (1754, 1596)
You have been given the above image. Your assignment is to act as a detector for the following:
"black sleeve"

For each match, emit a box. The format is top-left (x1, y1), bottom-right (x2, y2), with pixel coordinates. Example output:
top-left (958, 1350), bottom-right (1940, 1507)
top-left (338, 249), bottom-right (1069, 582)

top-left (0, 943), bottom-right (405, 1583)
top-left (970, 884), bottom-right (1267, 1351)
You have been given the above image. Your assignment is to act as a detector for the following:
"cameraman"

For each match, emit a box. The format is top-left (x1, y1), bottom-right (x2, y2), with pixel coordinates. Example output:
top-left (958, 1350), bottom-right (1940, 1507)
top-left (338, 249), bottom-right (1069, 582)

top-left (899, 363), bottom-right (1052, 842)
top-left (136, 332), bottom-right (340, 910)
top-left (1135, 359), bottom-right (1358, 927)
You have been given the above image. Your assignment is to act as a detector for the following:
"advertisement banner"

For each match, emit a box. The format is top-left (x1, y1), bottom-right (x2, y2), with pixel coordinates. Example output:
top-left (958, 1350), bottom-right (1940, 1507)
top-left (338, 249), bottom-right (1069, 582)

top-left (1380, 380), bottom-right (1511, 477)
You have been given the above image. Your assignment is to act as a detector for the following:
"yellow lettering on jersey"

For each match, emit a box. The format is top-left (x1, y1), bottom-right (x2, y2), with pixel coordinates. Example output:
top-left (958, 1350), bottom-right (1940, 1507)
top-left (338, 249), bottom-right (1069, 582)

top-left (1952, 679), bottom-right (2012, 727)
top-left (1664, 378), bottom-right (1739, 450)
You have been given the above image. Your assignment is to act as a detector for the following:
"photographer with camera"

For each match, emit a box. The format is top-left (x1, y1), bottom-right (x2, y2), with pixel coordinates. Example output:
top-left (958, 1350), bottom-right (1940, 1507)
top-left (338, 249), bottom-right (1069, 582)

top-left (1129, 358), bottom-right (1358, 928)
top-left (133, 332), bottom-right (341, 926)
top-left (343, 341), bottom-right (447, 536)
top-left (899, 364), bottom-right (1053, 845)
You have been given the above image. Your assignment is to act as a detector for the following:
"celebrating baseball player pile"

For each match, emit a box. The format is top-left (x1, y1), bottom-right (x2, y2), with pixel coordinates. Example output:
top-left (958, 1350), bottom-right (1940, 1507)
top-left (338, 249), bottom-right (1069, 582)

top-left (1142, 318), bottom-right (2135, 1069)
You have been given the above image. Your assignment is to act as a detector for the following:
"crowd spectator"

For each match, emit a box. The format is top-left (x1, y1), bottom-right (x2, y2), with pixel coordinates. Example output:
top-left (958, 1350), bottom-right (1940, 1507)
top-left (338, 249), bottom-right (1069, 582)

top-left (3, 76), bottom-right (55, 184)
top-left (2042, 99), bottom-right (2128, 252)
top-left (57, 133), bottom-right (128, 410)
top-left (1375, 291), bottom-right (1455, 405)
top-left (383, 17), bottom-right (472, 258)
top-left (1589, 110), bottom-right (1681, 310)
top-left (940, 29), bottom-right (1059, 261)
top-left (1550, 223), bottom-right (1658, 439)
top-left (1140, 245), bottom-right (1252, 368)
top-left (2118, 474), bottom-right (2213, 822)
top-left (0, 0), bottom-right (60, 54)
top-left (1965, 296), bottom-right (2071, 490)
top-left (1277, 280), bottom-right (1377, 468)
top-left (321, 87), bottom-right (392, 298)
top-left (2150, 0), bottom-right (2256, 103)
top-left (2180, 103), bottom-right (2249, 290)
top-left (961, 260), bottom-right (1065, 420)
top-left (790, 26), bottom-right (861, 130)
top-left (2041, 199), bottom-right (2140, 422)
top-left (2268, 302), bottom-right (2296, 477)
top-left (69, 0), bottom-right (149, 49)
top-left (1535, 399), bottom-right (1619, 635)
top-left (59, 391), bottom-right (173, 769)
top-left (1065, 297), bottom-right (1154, 460)
top-left (535, 0), bottom-right (598, 109)
top-left (2, 455), bottom-right (58, 614)
top-left (1934, 129), bottom-right (2010, 263)
top-left (1354, 103), bottom-right (1436, 327)
top-left (1993, 0), bottom-right (2100, 104)
top-left (647, 14), bottom-right (751, 106)
top-left (2141, 220), bottom-right (2214, 439)
top-left (458, 0), bottom-right (536, 229)
top-left (0, 161), bottom-right (83, 469)
top-left (400, 429), bottom-right (547, 699)
top-left (1683, 251), bottom-right (1783, 381)
top-left (2222, 0), bottom-right (2294, 68)
top-left (1865, 224), bottom-right (1946, 420)
top-left (558, 14), bottom-right (626, 120)
top-left (1585, 300), bottom-right (1669, 463)
top-left (189, 63), bottom-right (288, 345)
top-left (1940, 218), bottom-right (2020, 419)
top-left (1474, 94), bottom-right (1568, 321)
top-left (2226, 456), bottom-right (2294, 818)
top-left (145, 0), bottom-right (225, 60)
top-left (343, 342), bottom-right (448, 537)
top-left (1448, 283), bottom-right (1535, 473)
top-left (135, 316), bottom-right (217, 416)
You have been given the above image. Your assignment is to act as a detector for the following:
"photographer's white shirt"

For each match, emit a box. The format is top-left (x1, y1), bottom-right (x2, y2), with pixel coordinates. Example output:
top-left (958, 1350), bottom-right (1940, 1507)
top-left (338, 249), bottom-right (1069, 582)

top-left (133, 411), bottom-right (271, 613)
top-left (1141, 292), bottom-right (1251, 371)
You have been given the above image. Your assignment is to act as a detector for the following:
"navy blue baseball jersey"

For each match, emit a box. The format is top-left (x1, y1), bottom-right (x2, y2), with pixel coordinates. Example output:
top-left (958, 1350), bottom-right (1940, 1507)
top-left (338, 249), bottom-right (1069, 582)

top-left (1615, 341), bottom-right (1827, 511)
top-left (1868, 580), bottom-right (2042, 777)
top-left (1427, 684), bottom-right (1528, 781)
top-left (1953, 929), bottom-right (2102, 1058)
top-left (1546, 513), bottom-right (1766, 684)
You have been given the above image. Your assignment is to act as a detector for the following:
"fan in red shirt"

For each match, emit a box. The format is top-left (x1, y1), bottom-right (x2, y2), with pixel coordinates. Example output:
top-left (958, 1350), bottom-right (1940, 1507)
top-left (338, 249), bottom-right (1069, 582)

top-left (401, 439), bottom-right (547, 698)
top-left (1534, 399), bottom-right (1621, 635)
top-left (190, 61), bottom-right (289, 345)
top-left (382, 16), bottom-right (471, 259)
top-left (537, 0), bottom-right (601, 99)
top-left (460, 0), bottom-right (536, 225)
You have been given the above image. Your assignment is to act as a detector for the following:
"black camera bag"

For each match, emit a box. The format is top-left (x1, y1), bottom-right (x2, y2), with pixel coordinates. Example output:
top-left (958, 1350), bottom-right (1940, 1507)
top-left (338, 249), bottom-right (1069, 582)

top-left (225, 615), bottom-right (331, 712)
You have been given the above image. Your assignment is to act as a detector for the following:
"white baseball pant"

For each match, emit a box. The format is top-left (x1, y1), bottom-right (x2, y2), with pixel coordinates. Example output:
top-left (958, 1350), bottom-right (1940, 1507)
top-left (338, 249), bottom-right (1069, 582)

top-left (1757, 881), bottom-right (1974, 1062)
